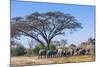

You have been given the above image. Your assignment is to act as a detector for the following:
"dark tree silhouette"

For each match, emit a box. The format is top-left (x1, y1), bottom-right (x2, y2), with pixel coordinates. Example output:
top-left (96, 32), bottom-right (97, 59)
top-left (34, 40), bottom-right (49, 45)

top-left (11, 12), bottom-right (82, 50)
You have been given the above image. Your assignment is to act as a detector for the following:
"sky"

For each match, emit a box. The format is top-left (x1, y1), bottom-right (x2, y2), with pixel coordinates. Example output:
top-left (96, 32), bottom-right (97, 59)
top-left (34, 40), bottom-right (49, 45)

top-left (11, 1), bottom-right (95, 48)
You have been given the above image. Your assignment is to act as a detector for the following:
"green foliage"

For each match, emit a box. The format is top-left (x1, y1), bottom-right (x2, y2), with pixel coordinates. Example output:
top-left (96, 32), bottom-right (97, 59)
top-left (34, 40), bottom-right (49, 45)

top-left (25, 48), bottom-right (33, 56)
top-left (33, 44), bottom-right (56, 55)
top-left (11, 45), bottom-right (25, 56)
top-left (33, 44), bottom-right (44, 55)
top-left (49, 44), bottom-right (56, 50)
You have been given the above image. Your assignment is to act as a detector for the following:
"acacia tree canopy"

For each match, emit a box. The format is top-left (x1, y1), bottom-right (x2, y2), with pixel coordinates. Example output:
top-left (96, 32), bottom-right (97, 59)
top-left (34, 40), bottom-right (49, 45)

top-left (11, 12), bottom-right (82, 50)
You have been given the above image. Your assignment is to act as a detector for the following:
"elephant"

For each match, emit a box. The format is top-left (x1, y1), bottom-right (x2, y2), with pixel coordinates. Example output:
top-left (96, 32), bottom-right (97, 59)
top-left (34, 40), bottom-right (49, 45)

top-left (46, 50), bottom-right (58, 58)
top-left (62, 50), bottom-right (67, 57)
top-left (57, 49), bottom-right (63, 57)
top-left (75, 48), bottom-right (82, 55)
top-left (38, 49), bottom-right (46, 59)
top-left (38, 49), bottom-right (58, 59)
top-left (79, 49), bottom-right (86, 55)
top-left (66, 51), bottom-right (71, 56)
top-left (73, 48), bottom-right (87, 56)
top-left (67, 48), bottom-right (74, 56)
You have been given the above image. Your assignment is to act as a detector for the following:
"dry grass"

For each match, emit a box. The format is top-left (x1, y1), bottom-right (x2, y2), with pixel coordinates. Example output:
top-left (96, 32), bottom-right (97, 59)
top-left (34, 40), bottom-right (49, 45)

top-left (11, 55), bottom-right (95, 67)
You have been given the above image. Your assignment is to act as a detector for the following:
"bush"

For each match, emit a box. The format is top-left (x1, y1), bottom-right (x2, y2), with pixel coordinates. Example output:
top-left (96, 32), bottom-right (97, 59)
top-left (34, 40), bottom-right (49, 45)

top-left (25, 48), bottom-right (33, 56)
top-left (33, 44), bottom-right (44, 55)
top-left (11, 45), bottom-right (25, 56)
top-left (49, 44), bottom-right (56, 50)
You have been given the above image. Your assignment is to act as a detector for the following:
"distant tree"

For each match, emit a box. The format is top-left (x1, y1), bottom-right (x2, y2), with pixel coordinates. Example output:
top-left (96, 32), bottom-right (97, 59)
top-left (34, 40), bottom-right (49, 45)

top-left (11, 12), bottom-right (82, 50)
top-left (11, 40), bottom-right (20, 47)
top-left (69, 44), bottom-right (76, 48)
top-left (53, 41), bottom-right (61, 47)
top-left (88, 37), bottom-right (95, 45)
top-left (25, 39), bottom-right (35, 56)
top-left (61, 39), bottom-right (67, 47)
top-left (27, 39), bottom-right (35, 48)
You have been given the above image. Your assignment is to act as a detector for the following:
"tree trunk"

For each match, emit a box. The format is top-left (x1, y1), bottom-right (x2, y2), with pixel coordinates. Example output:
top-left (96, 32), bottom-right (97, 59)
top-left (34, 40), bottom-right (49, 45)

top-left (47, 44), bottom-right (49, 50)
top-left (46, 40), bottom-right (51, 50)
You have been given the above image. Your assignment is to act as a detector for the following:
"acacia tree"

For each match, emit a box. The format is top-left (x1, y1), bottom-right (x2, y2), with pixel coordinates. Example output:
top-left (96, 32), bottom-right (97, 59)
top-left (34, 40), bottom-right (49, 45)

top-left (11, 12), bottom-right (82, 50)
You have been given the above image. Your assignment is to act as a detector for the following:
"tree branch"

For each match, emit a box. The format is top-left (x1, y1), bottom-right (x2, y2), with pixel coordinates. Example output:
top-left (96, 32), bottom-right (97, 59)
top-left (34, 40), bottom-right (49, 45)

top-left (17, 29), bottom-right (45, 47)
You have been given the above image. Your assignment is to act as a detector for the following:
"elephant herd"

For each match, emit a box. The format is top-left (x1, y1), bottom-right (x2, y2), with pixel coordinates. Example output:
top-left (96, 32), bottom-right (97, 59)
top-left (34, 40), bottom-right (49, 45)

top-left (38, 48), bottom-right (92, 59)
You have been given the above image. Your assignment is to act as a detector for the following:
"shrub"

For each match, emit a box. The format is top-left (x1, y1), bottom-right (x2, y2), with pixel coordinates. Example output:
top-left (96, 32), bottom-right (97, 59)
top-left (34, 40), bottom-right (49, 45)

top-left (11, 45), bottom-right (25, 56)
top-left (49, 44), bottom-right (56, 50)
top-left (25, 48), bottom-right (33, 56)
top-left (33, 44), bottom-right (44, 55)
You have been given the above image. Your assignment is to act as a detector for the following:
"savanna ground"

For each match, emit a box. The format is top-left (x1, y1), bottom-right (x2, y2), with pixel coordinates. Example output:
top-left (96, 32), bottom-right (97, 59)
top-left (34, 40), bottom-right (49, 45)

top-left (11, 55), bottom-right (95, 67)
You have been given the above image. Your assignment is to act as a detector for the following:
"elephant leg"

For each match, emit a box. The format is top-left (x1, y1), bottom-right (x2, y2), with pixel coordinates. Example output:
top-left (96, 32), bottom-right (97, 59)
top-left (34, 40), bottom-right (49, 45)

top-left (41, 55), bottom-right (42, 59)
top-left (38, 55), bottom-right (39, 59)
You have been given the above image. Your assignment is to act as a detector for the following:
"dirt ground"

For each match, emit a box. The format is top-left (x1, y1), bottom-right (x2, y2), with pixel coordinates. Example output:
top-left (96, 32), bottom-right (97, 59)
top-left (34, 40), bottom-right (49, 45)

top-left (11, 55), bottom-right (95, 67)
